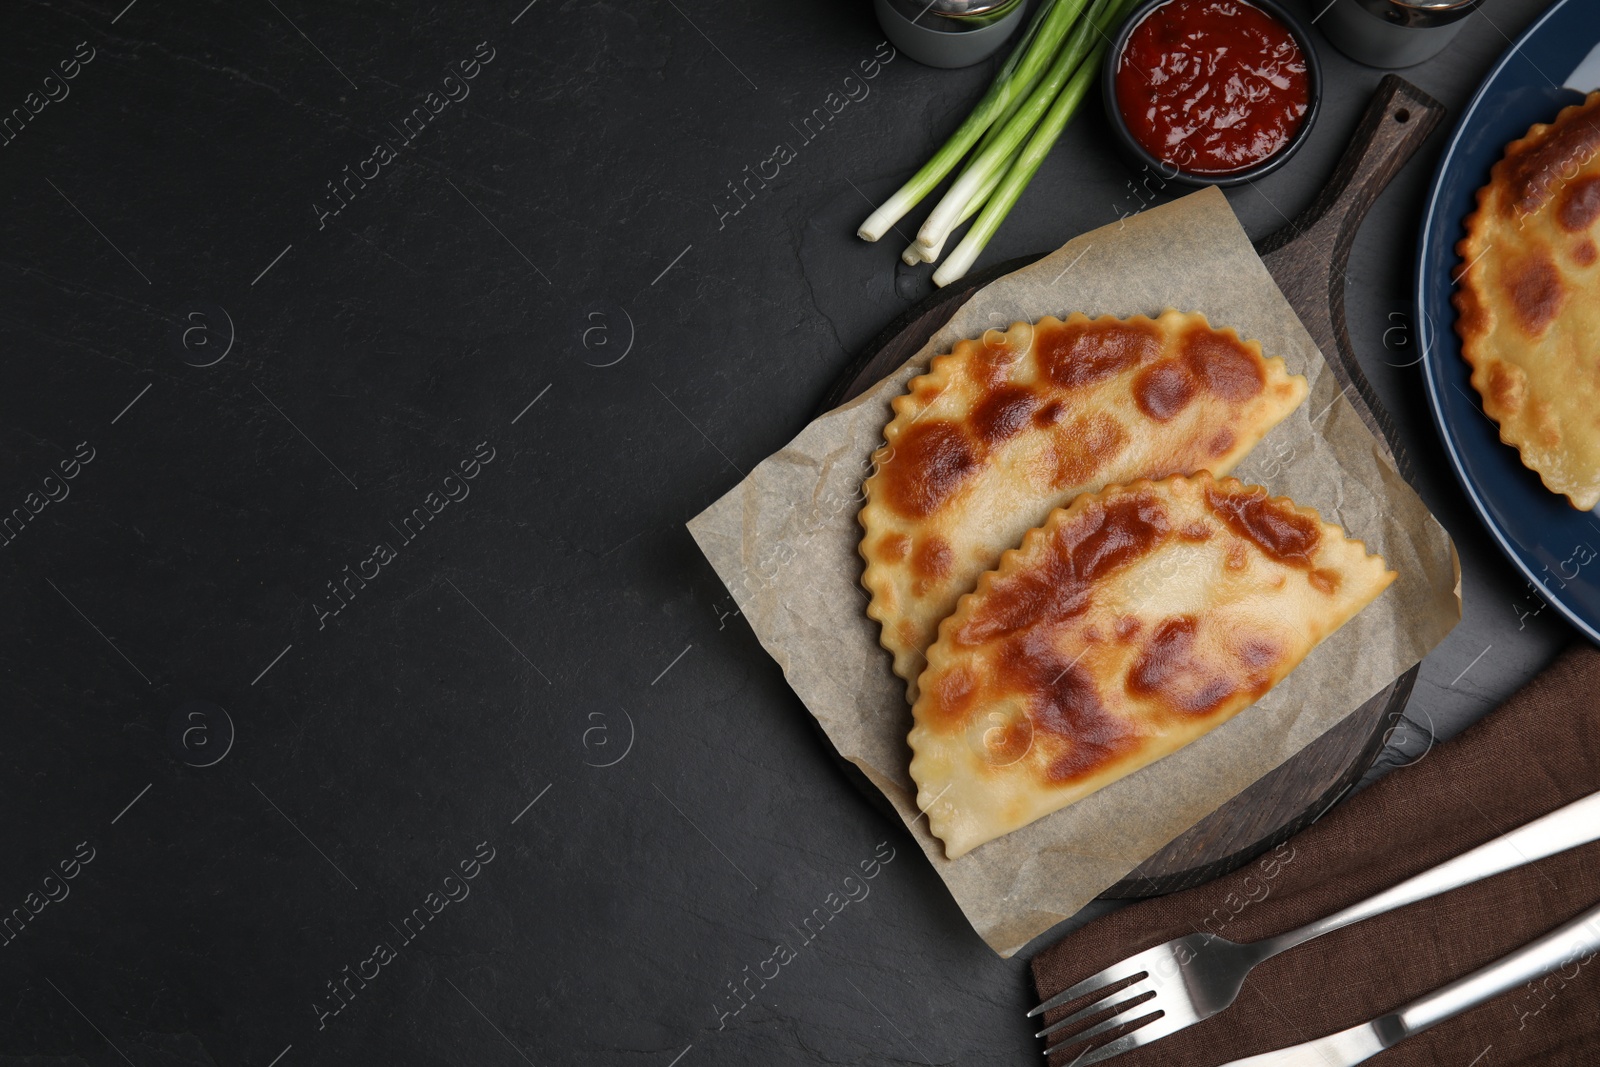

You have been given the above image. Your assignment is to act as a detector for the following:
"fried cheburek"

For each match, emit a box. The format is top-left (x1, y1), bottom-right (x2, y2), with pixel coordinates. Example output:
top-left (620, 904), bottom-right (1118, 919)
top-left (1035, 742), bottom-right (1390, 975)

top-left (1456, 91), bottom-right (1600, 509)
top-left (859, 312), bottom-right (1307, 702)
top-left (907, 474), bottom-right (1394, 859)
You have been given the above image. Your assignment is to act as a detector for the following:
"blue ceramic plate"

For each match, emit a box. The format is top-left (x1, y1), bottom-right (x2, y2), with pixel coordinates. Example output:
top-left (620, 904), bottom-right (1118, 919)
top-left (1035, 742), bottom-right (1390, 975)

top-left (1418, 0), bottom-right (1600, 641)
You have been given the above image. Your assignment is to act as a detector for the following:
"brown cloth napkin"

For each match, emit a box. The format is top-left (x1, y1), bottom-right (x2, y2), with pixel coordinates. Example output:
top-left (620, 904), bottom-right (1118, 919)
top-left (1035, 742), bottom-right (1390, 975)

top-left (1032, 644), bottom-right (1600, 1066)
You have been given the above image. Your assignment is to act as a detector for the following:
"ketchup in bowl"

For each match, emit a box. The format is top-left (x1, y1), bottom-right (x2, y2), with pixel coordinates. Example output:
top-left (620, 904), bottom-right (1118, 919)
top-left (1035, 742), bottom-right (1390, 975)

top-left (1113, 0), bottom-right (1312, 179)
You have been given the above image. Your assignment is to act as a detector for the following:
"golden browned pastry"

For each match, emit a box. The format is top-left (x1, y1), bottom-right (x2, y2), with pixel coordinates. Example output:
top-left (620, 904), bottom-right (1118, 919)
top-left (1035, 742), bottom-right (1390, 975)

top-left (1455, 91), bottom-right (1600, 510)
top-left (908, 473), bottom-right (1395, 859)
top-left (859, 312), bottom-right (1307, 702)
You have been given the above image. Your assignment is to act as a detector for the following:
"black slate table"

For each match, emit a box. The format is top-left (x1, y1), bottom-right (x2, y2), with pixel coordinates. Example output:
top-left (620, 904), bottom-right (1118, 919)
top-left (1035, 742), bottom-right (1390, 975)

top-left (0, 1), bottom-right (1575, 1064)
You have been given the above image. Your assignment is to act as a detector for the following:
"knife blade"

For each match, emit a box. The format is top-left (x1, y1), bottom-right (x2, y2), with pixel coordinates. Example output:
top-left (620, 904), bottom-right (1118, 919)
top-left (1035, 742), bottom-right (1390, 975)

top-left (1212, 1022), bottom-right (1386, 1067)
top-left (1564, 39), bottom-right (1600, 94)
top-left (1214, 899), bottom-right (1600, 1067)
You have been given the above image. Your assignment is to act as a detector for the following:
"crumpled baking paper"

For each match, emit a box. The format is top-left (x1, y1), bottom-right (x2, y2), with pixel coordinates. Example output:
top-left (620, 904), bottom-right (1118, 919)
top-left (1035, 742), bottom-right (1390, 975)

top-left (688, 188), bottom-right (1460, 957)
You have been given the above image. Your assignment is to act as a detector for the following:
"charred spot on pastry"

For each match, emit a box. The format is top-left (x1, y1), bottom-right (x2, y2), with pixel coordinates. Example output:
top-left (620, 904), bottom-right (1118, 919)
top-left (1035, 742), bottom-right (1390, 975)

top-left (972, 384), bottom-right (1038, 445)
top-left (1485, 361), bottom-right (1526, 413)
top-left (964, 493), bottom-right (1170, 645)
top-left (896, 619), bottom-right (919, 649)
top-left (1127, 616), bottom-right (1197, 697)
top-left (911, 536), bottom-right (954, 581)
top-left (1133, 359), bottom-right (1199, 421)
top-left (1038, 317), bottom-right (1163, 389)
top-left (1024, 659), bottom-right (1137, 783)
top-left (1049, 412), bottom-right (1127, 489)
top-left (1503, 97), bottom-right (1600, 217)
top-left (1205, 483), bottom-right (1320, 566)
top-left (927, 664), bottom-right (978, 728)
top-left (1237, 636), bottom-right (1281, 670)
top-left (971, 335), bottom-right (1020, 386)
top-left (1507, 253), bottom-right (1566, 337)
top-left (877, 533), bottom-right (911, 563)
top-left (1558, 175), bottom-right (1600, 232)
top-left (1060, 493), bottom-right (1170, 585)
top-left (1183, 326), bottom-right (1265, 400)
top-left (1309, 567), bottom-right (1341, 594)
top-left (881, 420), bottom-right (978, 519)
top-left (1180, 676), bottom-right (1239, 717)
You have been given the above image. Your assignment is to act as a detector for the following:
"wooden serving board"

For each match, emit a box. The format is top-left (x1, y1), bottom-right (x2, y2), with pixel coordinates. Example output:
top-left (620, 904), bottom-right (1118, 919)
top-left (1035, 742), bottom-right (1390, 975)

top-left (823, 76), bottom-right (1445, 898)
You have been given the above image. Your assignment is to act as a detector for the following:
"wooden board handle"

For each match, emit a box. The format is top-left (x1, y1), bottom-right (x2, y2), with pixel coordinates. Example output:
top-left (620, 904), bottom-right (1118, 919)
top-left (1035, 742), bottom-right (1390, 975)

top-left (1256, 76), bottom-right (1447, 482)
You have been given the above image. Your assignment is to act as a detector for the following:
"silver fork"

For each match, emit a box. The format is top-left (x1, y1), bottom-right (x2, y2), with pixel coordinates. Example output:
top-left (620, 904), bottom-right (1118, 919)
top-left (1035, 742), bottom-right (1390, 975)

top-left (1027, 788), bottom-right (1600, 1064)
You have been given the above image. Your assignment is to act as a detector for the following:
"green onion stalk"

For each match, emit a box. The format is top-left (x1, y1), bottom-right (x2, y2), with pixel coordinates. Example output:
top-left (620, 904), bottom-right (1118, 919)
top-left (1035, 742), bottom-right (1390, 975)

top-left (903, 161), bottom-right (1005, 264)
top-left (917, 0), bottom-right (1117, 253)
top-left (857, 0), bottom-right (1089, 243)
top-left (900, 63), bottom-right (1046, 265)
top-left (931, 0), bottom-right (1139, 287)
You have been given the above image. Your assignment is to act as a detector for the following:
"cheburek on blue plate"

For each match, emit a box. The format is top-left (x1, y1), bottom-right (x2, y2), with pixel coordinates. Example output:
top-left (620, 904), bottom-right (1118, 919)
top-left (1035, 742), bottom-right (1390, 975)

top-left (1418, 0), bottom-right (1600, 641)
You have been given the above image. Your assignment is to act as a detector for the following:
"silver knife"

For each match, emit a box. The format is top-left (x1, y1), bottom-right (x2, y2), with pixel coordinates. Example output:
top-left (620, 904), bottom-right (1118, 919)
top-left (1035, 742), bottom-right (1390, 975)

top-left (1566, 38), bottom-right (1600, 95)
top-left (1217, 899), bottom-right (1600, 1066)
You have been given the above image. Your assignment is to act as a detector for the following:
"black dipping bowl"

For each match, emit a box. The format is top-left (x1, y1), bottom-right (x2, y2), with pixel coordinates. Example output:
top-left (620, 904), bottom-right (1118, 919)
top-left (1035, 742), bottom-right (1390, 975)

top-left (1101, 0), bottom-right (1323, 188)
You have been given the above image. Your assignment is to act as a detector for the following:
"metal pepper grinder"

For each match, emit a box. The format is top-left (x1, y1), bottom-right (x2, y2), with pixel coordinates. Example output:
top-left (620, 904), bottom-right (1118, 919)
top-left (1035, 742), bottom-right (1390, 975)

top-left (1317, 0), bottom-right (1484, 69)
top-left (874, 0), bottom-right (1026, 69)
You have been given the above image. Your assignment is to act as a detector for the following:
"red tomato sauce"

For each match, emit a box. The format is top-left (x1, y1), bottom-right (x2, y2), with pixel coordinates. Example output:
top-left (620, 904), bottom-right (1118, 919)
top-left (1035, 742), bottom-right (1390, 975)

top-left (1114, 0), bottom-right (1309, 176)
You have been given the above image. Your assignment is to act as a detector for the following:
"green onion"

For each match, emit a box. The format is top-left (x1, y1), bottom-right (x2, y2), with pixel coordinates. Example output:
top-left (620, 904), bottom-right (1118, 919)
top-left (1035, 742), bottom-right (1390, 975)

top-left (904, 158), bottom-right (1008, 264)
top-left (856, 0), bottom-right (1090, 243)
top-left (912, 52), bottom-right (1059, 261)
top-left (899, 76), bottom-right (1039, 265)
top-left (917, 0), bottom-right (1117, 252)
top-left (932, 0), bottom-right (1139, 286)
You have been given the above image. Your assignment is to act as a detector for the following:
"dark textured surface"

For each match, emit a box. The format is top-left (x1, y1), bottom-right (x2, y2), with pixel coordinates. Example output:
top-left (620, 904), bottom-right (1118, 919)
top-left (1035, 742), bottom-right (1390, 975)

top-left (0, 2), bottom-right (1572, 1065)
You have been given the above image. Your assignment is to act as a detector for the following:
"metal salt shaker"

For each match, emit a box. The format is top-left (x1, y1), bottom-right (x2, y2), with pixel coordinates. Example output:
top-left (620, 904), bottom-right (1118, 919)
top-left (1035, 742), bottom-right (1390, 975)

top-left (1318, 0), bottom-right (1484, 69)
top-left (874, 0), bottom-right (1026, 69)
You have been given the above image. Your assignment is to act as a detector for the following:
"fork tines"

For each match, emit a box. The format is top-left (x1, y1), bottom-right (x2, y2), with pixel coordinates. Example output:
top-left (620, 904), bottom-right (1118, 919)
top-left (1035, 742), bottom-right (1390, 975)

top-left (1030, 947), bottom-right (1187, 1063)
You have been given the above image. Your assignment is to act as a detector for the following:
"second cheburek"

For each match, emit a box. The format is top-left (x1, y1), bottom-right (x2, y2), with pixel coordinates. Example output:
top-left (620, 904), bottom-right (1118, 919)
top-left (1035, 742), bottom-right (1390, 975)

top-left (858, 311), bottom-right (1308, 703)
top-left (908, 473), bottom-right (1396, 860)
top-left (1455, 91), bottom-right (1600, 510)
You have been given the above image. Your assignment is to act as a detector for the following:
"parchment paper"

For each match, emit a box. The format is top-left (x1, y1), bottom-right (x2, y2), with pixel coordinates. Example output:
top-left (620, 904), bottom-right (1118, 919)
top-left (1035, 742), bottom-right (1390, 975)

top-left (687, 188), bottom-right (1461, 957)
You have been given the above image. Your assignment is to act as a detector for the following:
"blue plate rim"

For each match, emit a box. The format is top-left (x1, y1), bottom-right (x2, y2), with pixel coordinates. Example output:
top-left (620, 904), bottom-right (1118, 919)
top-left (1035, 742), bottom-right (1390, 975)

top-left (1415, 0), bottom-right (1600, 644)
